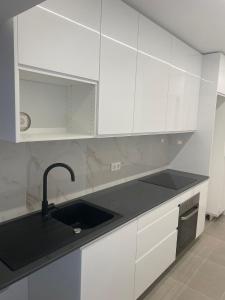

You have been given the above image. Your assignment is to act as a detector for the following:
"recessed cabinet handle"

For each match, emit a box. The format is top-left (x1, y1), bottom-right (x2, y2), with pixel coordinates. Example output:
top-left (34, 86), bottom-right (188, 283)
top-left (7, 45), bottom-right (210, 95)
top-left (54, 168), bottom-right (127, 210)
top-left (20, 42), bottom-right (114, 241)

top-left (181, 208), bottom-right (198, 221)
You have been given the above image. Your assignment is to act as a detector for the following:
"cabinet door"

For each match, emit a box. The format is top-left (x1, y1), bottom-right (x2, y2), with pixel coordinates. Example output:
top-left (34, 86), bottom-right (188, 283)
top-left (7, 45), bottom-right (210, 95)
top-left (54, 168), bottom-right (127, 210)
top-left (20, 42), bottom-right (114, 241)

top-left (195, 182), bottom-right (209, 238)
top-left (166, 68), bottom-right (186, 132)
top-left (138, 15), bottom-right (172, 63)
top-left (171, 37), bottom-right (202, 76)
top-left (98, 37), bottom-right (137, 135)
top-left (18, 2), bottom-right (100, 80)
top-left (135, 231), bottom-right (177, 299)
top-left (182, 74), bottom-right (200, 131)
top-left (101, 0), bottom-right (139, 47)
top-left (218, 54), bottom-right (225, 95)
top-left (0, 279), bottom-right (28, 300)
top-left (81, 221), bottom-right (137, 300)
top-left (134, 54), bottom-right (169, 133)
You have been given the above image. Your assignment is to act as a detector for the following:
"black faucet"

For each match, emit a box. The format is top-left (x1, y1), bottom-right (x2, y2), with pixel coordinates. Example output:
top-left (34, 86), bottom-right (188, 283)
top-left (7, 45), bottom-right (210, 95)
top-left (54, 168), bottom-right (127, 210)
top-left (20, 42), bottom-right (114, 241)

top-left (42, 163), bottom-right (75, 218)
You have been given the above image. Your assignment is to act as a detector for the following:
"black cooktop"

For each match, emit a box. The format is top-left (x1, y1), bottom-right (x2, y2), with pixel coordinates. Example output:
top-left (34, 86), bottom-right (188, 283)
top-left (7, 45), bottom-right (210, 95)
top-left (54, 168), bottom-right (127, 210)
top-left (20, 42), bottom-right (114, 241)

top-left (140, 172), bottom-right (197, 190)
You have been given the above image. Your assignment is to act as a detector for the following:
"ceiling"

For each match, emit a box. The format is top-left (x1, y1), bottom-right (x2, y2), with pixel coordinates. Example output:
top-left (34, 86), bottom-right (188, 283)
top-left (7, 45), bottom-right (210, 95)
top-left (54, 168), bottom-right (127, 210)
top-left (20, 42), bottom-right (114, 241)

top-left (124, 0), bottom-right (225, 54)
top-left (0, 0), bottom-right (44, 24)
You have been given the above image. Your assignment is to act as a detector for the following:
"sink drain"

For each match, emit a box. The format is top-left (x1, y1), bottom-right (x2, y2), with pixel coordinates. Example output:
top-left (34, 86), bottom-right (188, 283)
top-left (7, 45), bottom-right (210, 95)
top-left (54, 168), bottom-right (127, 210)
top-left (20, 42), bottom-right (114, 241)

top-left (73, 227), bottom-right (82, 234)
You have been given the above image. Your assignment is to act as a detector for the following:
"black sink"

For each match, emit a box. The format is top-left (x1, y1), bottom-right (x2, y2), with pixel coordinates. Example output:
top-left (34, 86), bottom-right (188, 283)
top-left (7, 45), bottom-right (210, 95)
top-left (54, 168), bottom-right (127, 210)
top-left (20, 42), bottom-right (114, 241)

top-left (52, 200), bottom-right (118, 231)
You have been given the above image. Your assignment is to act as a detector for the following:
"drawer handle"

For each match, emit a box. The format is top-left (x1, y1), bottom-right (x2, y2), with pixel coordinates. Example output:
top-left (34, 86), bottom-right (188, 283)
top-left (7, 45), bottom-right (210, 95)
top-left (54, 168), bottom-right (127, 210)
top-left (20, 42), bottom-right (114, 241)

top-left (181, 208), bottom-right (198, 221)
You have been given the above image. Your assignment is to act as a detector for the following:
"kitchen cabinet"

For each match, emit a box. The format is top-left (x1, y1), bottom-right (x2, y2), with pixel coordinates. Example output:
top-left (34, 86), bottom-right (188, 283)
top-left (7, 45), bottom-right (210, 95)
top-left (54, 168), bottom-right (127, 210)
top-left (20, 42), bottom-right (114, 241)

top-left (138, 15), bottom-right (173, 63)
top-left (80, 221), bottom-right (137, 300)
top-left (0, 279), bottom-right (28, 300)
top-left (217, 54), bottom-right (225, 95)
top-left (18, 0), bottom-right (101, 81)
top-left (134, 53), bottom-right (169, 133)
top-left (166, 69), bottom-right (200, 132)
top-left (195, 182), bottom-right (209, 238)
top-left (135, 198), bottom-right (179, 299)
top-left (171, 37), bottom-right (202, 76)
top-left (98, 0), bottom-right (138, 135)
top-left (166, 68), bottom-right (186, 132)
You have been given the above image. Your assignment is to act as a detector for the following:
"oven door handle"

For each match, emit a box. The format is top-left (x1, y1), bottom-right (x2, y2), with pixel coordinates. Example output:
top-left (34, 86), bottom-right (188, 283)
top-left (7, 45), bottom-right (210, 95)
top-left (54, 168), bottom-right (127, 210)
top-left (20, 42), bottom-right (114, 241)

top-left (181, 207), bottom-right (199, 221)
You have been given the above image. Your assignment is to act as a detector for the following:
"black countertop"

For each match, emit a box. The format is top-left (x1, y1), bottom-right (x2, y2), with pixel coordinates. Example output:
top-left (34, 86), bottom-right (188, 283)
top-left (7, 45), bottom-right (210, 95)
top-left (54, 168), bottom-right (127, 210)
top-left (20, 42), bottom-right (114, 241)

top-left (0, 169), bottom-right (208, 290)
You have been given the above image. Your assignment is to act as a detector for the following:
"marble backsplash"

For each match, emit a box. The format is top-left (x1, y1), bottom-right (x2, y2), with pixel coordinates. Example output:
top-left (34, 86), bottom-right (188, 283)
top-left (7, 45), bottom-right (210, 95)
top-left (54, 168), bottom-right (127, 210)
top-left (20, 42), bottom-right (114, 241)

top-left (0, 135), bottom-right (170, 221)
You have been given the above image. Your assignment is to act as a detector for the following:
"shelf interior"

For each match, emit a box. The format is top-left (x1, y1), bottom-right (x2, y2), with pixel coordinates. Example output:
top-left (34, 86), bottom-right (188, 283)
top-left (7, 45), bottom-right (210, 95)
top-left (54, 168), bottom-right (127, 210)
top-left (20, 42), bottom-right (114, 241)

top-left (19, 69), bottom-right (97, 142)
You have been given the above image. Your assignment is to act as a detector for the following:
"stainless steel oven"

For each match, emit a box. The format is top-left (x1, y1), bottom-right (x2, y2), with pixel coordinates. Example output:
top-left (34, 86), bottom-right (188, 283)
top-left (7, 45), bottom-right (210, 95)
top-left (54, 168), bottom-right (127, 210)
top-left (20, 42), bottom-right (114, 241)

top-left (176, 194), bottom-right (199, 256)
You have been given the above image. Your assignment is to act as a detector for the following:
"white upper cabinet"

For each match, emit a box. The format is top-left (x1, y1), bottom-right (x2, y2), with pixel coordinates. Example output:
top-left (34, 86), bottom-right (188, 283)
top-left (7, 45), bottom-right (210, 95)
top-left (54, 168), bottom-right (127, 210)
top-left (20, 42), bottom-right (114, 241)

top-left (217, 54), bottom-right (225, 95)
top-left (134, 54), bottom-right (169, 133)
top-left (182, 74), bottom-right (200, 131)
top-left (171, 37), bottom-right (202, 76)
top-left (101, 0), bottom-right (139, 47)
top-left (138, 15), bottom-right (173, 63)
top-left (17, 0), bottom-right (101, 81)
top-left (98, 0), bottom-right (138, 135)
top-left (166, 68), bottom-right (186, 132)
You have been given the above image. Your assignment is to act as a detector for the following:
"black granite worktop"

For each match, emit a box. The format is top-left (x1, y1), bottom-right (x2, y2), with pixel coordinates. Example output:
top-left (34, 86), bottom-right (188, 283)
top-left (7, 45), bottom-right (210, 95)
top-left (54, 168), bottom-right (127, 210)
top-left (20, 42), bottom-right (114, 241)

top-left (0, 169), bottom-right (208, 290)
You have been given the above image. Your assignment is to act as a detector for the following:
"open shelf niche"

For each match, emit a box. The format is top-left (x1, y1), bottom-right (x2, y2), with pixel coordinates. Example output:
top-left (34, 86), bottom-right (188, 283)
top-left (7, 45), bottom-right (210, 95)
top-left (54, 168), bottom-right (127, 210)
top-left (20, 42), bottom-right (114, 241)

top-left (19, 69), bottom-right (97, 142)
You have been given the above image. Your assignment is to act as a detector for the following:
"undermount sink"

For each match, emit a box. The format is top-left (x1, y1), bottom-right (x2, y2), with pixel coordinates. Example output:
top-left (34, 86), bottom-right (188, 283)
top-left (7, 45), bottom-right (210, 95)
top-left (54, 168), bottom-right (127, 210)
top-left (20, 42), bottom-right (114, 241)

top-left (51, 200), bottom-right (120, 232)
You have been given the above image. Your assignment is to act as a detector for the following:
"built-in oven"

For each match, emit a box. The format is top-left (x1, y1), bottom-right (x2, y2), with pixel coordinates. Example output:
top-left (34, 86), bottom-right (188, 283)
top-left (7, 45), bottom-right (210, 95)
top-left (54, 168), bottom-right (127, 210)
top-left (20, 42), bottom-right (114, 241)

top-left (176, 193), bottom-right (199, 256)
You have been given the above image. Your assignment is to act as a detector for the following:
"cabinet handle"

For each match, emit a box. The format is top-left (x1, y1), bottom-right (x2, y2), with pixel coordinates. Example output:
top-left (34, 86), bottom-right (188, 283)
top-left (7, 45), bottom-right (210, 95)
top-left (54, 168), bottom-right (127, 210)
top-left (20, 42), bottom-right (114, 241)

top-left (181, 208), bottom-right (198, 221)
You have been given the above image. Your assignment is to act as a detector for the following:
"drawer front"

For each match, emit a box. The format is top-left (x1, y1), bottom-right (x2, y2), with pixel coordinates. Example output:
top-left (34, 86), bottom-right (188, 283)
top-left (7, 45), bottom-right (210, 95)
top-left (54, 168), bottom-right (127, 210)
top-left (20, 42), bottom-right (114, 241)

top-left (135, 231), bottom-right (177, 299)
top-left (138, 198), bottom-right (179, 231)
top-left (137, 207), bottom-right (179, 259)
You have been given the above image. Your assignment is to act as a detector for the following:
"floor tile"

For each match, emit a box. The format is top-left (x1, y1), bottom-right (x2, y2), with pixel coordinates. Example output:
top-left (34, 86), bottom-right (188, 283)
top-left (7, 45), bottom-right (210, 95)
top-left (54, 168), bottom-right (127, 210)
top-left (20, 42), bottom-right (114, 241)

top-left (208, 240), bottom-right (225, 267)
top-left (170, 252), bottom-right (204, 283)
top-left (141, 277), bottom-right (185, 300)
top-left (188, 260), bottom-right (225, 300)
top-left (176, 287), bottom-right (213, 300)
top-left (190, 233), bottom-right (221, 258)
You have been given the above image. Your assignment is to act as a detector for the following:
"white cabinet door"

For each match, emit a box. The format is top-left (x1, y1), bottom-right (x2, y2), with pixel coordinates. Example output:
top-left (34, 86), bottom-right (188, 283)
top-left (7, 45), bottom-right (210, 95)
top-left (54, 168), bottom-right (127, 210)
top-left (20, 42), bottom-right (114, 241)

top-left (81, 221), bottom-right (137, 300)
top-left (135, 231), bottom-right (177, 299)
top-left (101, 0), bottom-right (139, 48)
top-left (0, 279), bottom-right (28, 300)
top-left (18, 1), bottom-right (100, 80)
top-left (138, 15), bottom-right (172, 63)
top-left (182, 74), bottom-right (200, 131)
top-left (134, 53), bottom-right (169, 133)
top-left (217, 54), bottom-right (225, 95)
top-left (171, 37), bottom-right (202, 76)
top-left (98, 37), bottom-right (137, 135)
top-left (195, 181), bottom-right (209, 238)
top-left (166, 68), bottom-right (186, 132)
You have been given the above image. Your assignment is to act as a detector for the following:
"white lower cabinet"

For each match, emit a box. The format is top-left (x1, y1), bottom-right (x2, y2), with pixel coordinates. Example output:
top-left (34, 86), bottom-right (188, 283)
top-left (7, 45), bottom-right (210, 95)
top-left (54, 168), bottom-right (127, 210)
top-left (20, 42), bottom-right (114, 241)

top-left (80, 221), bottom-right (137, 300)
top-left (135, 231), bottom-right (177, 299)
top-left (195, 182), bottom-right (209, 238)
top-left (0, 279), bottom-right (28, 300)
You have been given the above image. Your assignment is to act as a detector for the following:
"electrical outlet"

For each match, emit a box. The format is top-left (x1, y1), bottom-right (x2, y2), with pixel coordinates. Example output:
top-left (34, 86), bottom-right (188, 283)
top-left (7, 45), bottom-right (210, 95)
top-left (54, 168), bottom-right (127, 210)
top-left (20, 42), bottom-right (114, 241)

top-left (111, 162), bottom-right (121, 172)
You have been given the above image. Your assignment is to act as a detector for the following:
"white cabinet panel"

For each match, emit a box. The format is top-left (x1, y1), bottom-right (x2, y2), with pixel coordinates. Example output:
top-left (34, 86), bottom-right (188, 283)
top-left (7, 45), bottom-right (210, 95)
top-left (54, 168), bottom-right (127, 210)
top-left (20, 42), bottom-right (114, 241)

top-left (102, 0), bottom-right (139, 48)
top-left (0, 279), bottom-right (28, 300)
top-left (138, 15), bottom-right (172, 62)
top-left (98, 37), bottom-right (137, 135)
top-left (182, 74), bottom-right (200, 131)
top-left (171, 37), bottom-right (202, 76)
top-left (41, 0), bottom-right (101, 31)
top-left (18, 6), bottom-right (100, 80)
top-left (134, 54), bottom-right (169, 133)
top-left (135, 231), bottom-right (177, 299)
top-left (81, 221), bottom-right (137, 300)
top-left (166, 68), bottom-right (186, 132)
top-left (217, 54), bottom-right (225, 95)
top-left (137, 207), bottom-right (179, 259)
top-left (195, 181), bottom-right (209, 238)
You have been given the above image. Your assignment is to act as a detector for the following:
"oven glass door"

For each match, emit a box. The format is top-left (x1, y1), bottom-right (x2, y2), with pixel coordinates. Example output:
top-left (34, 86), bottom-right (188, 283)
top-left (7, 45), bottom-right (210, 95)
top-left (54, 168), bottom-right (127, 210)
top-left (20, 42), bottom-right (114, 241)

top-left (176, 205), bottom-right (199, 255)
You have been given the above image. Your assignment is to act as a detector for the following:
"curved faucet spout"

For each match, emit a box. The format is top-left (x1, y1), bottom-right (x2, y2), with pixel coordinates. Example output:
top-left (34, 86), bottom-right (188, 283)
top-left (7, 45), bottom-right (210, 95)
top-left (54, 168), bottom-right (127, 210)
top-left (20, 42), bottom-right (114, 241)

top-left (42, 163), bottom-right (75, 218)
